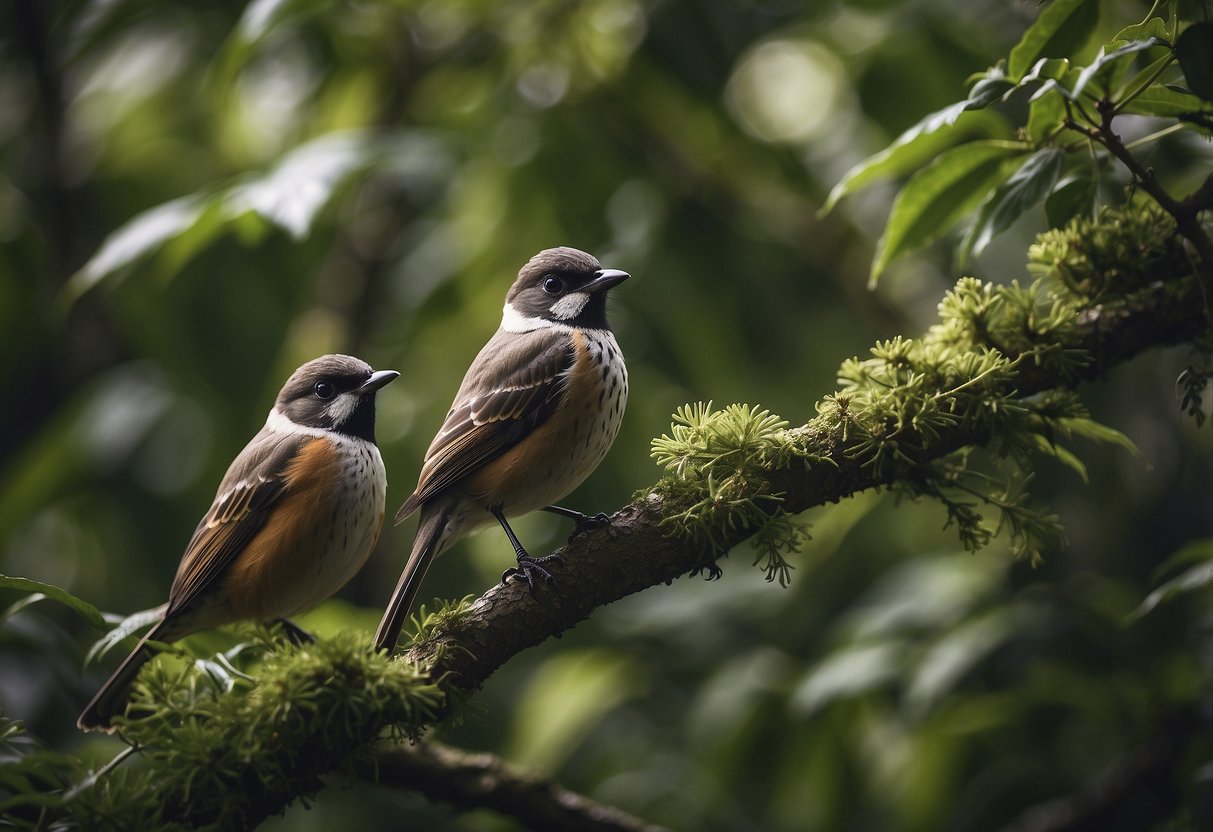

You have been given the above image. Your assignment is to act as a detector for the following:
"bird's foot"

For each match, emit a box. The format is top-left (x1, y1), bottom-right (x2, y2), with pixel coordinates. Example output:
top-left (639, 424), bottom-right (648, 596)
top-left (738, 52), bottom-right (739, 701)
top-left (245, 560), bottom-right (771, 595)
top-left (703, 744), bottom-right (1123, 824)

top-left (275, 618), bottom-right (315, 645)
top-left (501, 553), bottom-right (563, 592)
top-left (689, 560), bottom-right (723, 582)
top-left (543, 505), bottom-right (612, 541)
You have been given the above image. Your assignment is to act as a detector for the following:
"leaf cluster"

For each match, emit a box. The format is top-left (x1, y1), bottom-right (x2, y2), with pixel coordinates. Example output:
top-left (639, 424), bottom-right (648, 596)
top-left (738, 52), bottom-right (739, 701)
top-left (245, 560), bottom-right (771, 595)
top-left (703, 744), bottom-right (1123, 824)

top-left (653, 201), bottom-right (1177, 574)
top-left (824, 0), bottom-right (1213, 281)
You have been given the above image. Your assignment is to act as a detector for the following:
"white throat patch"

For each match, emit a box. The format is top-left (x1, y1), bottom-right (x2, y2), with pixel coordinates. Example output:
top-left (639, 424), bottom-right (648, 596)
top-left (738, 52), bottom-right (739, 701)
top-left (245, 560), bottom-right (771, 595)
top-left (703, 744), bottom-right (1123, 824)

top-left (326, 391), bottom-right (360, 426)
top-left (500, 301), bottom-right (571, 333)
top-left (549, 291), bottom-right (590, 321)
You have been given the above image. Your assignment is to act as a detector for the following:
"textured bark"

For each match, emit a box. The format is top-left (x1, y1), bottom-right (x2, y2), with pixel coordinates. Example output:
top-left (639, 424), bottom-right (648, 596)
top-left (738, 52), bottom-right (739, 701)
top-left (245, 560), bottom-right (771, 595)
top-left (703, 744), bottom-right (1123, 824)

top-left (362, 742), bottom-right (668, 832)
top-left (407, 272), bottom-right (1210, 697)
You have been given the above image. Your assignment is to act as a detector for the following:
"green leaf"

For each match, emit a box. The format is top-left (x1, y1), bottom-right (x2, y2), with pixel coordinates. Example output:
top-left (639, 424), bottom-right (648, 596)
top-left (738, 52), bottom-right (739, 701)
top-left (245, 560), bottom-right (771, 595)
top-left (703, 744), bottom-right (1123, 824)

top-left (1026, 85), bottom-right (1066, 142)
top-left (1112, 18), bottom-right (1169, 45)
top-left (1071, 39), bottom-right (1159, 100)
top-left (821, 108), bottom-right (1006, 215)
top-left (85, 606), bottom-right (165, 665)
top-left (961, 148), bottom-right (1064, 262)
top-left (1176, 22), bottom-right (1213, 102)
top-left (61, 196), bottom-right (208, 306)
top-left (1045, 172), bottom-right (1096, 227)
top-left (871, 141), bottom-right (1024, 283)
top-left (1115, 52), bottom-right (1175, 108)
top-left (0, 575), bottom-right (107, 630)
top-left (1128, 540), bottom-right (1213, 621)
top-left (1120, 85), bottom-right (1212, 117)
top-left (1008, 0), bottom-right (1100, 80)
top-left (1054, 416), bottom-right (1143, 460)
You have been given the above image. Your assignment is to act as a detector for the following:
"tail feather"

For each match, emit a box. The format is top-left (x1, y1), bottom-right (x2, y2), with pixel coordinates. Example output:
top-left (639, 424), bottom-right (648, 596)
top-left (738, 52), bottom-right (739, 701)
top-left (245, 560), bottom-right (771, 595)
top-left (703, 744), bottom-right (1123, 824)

top-left (77, 622), bottom-right (165, 732)
top-left (374, 506), bottom-right (447, 654)
top-left (394, 490), bottom-right (422, 525)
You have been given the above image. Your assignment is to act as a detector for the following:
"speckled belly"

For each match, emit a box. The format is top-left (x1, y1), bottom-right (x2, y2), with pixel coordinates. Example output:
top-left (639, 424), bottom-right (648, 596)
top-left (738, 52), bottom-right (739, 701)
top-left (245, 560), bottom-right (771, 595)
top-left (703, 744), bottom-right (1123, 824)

top-left (469, 329), bottom-right (627, 518)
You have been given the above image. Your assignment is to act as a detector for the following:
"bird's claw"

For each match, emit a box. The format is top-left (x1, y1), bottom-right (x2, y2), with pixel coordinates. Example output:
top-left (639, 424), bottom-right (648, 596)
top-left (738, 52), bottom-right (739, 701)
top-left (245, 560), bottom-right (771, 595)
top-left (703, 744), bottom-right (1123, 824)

top-left (501, 553), bottom-right (563, 592)
top-left (689, 561), bottom-right (723, 581)
top-left (569, 511), bottom-right (611, 541)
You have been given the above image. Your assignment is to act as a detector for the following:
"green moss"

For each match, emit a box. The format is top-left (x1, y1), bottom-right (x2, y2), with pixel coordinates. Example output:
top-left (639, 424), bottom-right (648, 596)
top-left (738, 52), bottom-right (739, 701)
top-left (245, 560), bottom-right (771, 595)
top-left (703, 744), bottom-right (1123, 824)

top-left (650, 202), bottom-right (1181, 575)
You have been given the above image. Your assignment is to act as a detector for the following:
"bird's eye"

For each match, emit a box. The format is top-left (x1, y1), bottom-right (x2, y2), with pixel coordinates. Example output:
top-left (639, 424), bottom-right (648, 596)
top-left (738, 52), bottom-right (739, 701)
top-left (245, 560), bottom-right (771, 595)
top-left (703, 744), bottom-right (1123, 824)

top-left (314, 381), bottom-right (336, 400)
top-left (542, 276), bottom-right (564, 295)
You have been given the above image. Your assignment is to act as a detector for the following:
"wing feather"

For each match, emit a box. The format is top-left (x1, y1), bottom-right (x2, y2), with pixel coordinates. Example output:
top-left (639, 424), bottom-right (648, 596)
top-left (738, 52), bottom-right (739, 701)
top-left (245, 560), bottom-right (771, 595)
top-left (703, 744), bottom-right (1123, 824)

top-left (164, 435), bottom-right (299, 618)
top-left (400, 329), bottom-right (573, 516)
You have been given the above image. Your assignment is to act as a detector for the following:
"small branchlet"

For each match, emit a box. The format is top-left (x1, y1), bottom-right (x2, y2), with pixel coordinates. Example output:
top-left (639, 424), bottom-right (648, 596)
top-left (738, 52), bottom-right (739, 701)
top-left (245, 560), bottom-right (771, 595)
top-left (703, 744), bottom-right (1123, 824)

top-left (73, 630), bottom-right (445, 829)
top-left (651, 202), bottom-right (1177, 575)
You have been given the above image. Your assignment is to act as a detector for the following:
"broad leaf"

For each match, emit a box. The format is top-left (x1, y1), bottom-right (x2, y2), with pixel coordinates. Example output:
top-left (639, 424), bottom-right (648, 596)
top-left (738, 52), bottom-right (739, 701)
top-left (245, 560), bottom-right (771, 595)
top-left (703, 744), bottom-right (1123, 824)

top-left (960, 148), bottom-right (1064, 262)
top-left (1120, 85), bottom-right (1213, 118)
top-left (1112, 18), bottom-right (1169, 45)
top-left (0, 575), bottom-right (107, 630)
top-left (1071, 39), bottom-right (1159, 100)
top-left (1116, 52), bottom-right (1176, 109)
top-left (1045, 173), bottom-right (1096, 227)
top-left (1129, 540), bottom-right (1213, 621)
top-left (1176, 21), bottom-right (1213, 102)
top-left (63, 196), bottom-right (208, 305)
top-left (871, 141), bottom-right (1025, 283)
top-left (1008, 0), bottom-right (1100, 80)
top-left (821, 109), bottom-right (1006, 214)
top-left (1026, 86), bottom-right (1066, 141)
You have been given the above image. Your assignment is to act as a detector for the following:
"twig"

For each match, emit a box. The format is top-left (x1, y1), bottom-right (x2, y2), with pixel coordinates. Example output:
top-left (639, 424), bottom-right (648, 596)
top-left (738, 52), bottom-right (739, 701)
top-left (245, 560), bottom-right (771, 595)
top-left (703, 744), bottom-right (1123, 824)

top-left (359, 741), bottom-right (667, 832)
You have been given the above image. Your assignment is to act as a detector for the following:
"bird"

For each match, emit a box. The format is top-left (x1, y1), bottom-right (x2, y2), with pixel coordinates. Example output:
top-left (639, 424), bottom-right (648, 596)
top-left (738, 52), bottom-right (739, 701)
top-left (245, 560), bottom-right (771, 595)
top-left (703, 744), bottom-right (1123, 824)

top-left (374, 247), bottom-right (630, 654)
top-left (77, 354), bottom-right (399, 732)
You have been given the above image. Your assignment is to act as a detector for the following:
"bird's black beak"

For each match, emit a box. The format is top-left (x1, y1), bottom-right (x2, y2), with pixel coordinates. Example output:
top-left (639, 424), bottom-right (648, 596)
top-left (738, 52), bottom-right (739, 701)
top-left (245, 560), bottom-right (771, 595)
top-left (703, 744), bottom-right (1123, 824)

top-left (360, 370), bottom-right (400, 394)
top-left (584, 268), bottom-right (630, 293)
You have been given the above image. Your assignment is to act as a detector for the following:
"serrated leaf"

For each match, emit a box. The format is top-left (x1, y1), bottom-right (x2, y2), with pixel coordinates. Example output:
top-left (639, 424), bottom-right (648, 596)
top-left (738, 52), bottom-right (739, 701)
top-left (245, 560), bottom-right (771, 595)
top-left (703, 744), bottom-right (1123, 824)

top-left (872, 142), bottom-right (1023, 283)
top-left (821, 108), bottom-right (1007, 214)
top-left (1112, 18), bottom-right (1169, 45)
top-left (961, 148), bottom-right (1064, 262)
top-left (0, 575), bottom-right (107, 630)
top-left (1176, 22), bottom-right (1213, 102)
top-left (1045, 172), bottom-right (1096, 227)
top-left (1008, 0), bottom-right (1100, 80)
top-left (1071, 39), bottom-right (1159, 100)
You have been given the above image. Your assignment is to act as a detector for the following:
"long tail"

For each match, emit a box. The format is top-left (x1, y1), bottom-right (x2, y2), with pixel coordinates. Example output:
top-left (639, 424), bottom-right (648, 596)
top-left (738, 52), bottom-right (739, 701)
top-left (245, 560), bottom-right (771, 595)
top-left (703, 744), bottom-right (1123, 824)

top-left (374, 505), bottom-right (448, 654)
top-left (77, 621), bottom-right (167, 732)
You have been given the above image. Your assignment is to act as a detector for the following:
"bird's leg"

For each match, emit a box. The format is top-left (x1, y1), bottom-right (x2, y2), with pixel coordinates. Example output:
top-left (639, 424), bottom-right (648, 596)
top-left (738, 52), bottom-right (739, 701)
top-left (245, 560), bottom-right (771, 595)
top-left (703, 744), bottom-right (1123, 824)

top-left (542, 504), bottom-right (611, 541)
top-left (274, 618), bottom-right (315, 645)
top-left (494, 508), bottom-right (562, 591)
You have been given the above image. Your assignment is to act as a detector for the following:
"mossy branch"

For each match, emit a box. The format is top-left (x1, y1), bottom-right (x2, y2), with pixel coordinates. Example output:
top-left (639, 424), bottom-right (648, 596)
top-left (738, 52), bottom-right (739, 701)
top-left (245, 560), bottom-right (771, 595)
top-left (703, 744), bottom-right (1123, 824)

top-left (62, 204), bottom-right (1210, 830)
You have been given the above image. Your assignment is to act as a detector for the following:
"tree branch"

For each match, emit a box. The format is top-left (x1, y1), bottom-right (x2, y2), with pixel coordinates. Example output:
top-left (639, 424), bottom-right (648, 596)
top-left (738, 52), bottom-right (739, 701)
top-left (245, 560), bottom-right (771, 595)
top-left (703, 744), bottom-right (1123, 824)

top-left (406, 269), bottom-right (1210, 702)
top-left (357, 741), bottom-right (667, 832)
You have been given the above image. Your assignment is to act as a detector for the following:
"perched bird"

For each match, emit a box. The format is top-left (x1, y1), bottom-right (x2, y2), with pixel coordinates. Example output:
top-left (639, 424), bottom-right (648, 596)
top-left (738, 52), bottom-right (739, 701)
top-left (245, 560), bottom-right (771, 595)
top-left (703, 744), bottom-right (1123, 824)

top-left (374, 247), bottom-right (630, 653)
top-left (77, 354), bottom-right (399, 732)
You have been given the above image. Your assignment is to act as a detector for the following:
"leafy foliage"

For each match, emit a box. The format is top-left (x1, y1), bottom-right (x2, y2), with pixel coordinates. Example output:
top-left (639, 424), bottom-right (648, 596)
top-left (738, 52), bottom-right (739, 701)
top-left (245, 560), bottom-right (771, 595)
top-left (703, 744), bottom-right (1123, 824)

top-left (827, 0), bottom-right (1213, 281)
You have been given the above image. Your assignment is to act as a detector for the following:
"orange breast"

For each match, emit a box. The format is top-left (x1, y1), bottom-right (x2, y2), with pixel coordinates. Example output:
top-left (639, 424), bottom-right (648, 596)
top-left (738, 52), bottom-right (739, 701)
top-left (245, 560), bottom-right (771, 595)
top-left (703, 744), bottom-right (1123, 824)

top-left (222, 437), bottom-right (342, 620)
top-left (466, 328), bottom-right (626, 514)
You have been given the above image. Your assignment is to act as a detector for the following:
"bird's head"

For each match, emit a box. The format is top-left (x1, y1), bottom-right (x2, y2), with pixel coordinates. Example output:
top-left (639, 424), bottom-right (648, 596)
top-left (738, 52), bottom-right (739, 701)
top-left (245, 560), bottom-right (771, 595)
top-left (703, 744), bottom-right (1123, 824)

top-left (275, 354), bottom-right (398, 441)
top-left (501, 247), bottom-right (630, 332)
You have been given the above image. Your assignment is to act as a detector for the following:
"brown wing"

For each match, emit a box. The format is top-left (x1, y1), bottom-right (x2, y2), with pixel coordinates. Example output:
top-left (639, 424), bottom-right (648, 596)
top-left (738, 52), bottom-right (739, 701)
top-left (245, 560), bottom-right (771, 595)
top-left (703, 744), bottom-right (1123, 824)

top-left (164, 433), bottom-right (301, 619)
top-left (397, 328), bottom-right (573, 520)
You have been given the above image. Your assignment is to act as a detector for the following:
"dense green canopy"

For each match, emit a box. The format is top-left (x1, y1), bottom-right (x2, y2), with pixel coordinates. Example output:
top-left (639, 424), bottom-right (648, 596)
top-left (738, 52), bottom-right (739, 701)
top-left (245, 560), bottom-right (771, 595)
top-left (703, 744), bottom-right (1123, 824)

top-left (1, 0), bottom-right (1210, 829)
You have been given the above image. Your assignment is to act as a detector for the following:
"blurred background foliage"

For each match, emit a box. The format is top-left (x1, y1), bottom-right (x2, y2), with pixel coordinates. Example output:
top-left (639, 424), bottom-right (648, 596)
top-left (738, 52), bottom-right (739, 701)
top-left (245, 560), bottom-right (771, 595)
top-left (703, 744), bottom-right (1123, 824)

top-left (1, 0), bottom-right (1211, 829)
